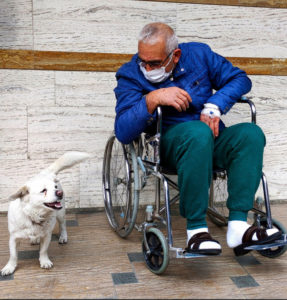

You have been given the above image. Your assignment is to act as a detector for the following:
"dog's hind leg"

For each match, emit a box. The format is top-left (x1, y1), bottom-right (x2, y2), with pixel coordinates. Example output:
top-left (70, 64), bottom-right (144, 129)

top-left (57, 208), bottom-right (67, 244)
top-left (1, 236), bottom-right (19, 276)
top-left (39, 234), bottom-right (53, 269)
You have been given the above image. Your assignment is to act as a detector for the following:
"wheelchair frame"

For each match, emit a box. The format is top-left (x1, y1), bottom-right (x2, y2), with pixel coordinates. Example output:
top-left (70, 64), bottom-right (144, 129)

top-left (103, 97), bottom-right (287, 274)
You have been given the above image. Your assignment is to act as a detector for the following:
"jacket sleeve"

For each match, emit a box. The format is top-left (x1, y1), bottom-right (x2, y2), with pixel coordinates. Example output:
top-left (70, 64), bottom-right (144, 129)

top-left (114, 75), bottom-right (157, 144)
top-left (204, 45), bottom-right (252, 114)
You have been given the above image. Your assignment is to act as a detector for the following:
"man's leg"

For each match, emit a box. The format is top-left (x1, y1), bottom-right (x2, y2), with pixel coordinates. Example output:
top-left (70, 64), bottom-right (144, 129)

top-left (214, 122), bottom-right (278, 251)
top-left (161, 121), bottom-right (221, 253)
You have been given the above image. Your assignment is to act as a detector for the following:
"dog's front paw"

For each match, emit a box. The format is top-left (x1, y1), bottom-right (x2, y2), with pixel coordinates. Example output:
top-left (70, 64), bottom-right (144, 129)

top-left (30, 237), bottom-right (40, 245)
top-left (40, 258), bottom-right (53, 269)
top-left (58, 234), bottom-right (68, 244)
top-left (1, 263), bottom-right (16, 276)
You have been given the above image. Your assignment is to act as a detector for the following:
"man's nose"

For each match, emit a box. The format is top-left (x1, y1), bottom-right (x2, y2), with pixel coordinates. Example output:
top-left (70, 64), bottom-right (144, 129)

top-left (55, 190), bottom-right (63, 199)
top-left (145, 64), bottom-right (153, 72)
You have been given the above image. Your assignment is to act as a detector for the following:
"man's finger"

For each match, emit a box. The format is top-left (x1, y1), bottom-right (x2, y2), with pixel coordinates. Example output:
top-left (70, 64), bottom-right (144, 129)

top-left (214, 117), bottom-right (220, 137)
top-left (179, 89), bottom-right (192, 102)
top-left (209, 118), bottom-right (215, 136)
top-left (177, 94), bottom-right (189, 110)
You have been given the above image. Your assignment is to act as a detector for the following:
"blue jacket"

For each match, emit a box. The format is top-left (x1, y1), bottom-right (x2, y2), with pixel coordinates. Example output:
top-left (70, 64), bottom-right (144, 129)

top-left (114, 42), bottom-right (252, 144)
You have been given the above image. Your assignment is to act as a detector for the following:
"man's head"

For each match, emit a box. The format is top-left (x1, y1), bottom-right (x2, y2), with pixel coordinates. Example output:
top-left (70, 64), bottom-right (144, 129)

top-left (137, 23), bottom-right (181, 82)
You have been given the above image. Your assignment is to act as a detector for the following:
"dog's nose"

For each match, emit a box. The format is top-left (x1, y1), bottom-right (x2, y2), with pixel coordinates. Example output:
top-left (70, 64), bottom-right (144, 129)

top-left (55, 190), bottom-right (63, 199)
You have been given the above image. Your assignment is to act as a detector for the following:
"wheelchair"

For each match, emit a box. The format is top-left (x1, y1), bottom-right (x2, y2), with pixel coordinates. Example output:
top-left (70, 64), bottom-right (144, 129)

top-left (102, 97), bottom-right (287, 275)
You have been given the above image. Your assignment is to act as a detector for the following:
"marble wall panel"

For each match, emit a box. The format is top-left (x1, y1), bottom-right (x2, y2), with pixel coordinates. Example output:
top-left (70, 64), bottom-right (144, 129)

top-left (27, 106), bottom-right (115, 159)
top-left (0, 0), bottom-right (33, 49)
top-left (0, 158), bottom-right (82, 211)
top-left (0, 107), bottom-right (27, 160)
top-left (33, 0), bottom-right (177, 53)
top-left (79, 158), bottom-right (102, 208)
top-left (0, 70), bottom-right (55, 107)
top-left (176, 4), bottom-right (287, 58)
top-left (55, 71), bottom-right (117, 108)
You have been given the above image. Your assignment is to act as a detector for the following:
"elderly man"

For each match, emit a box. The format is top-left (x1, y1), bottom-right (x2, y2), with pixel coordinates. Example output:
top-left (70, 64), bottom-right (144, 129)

top-left (114, 22), bottom-right (279, 256)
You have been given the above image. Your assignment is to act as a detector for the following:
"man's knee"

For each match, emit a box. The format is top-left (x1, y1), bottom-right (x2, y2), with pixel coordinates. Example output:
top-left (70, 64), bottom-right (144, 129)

top-left (180, 121), bottom-right (214, 148)
top-left (235, 123), bottom-right (266, 148)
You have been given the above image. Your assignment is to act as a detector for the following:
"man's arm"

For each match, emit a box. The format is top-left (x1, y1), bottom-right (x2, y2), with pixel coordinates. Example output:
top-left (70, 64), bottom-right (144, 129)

top-left (200, 45), bottom-right (252, 136)
top-left (146, 87), bottom-right (191, 114)
top-left (114, 76), bottom-right (155, 144)
top-left (115, 76), bottom-right (191, 144)
top-left (204, 44), bottom-right (252, 114)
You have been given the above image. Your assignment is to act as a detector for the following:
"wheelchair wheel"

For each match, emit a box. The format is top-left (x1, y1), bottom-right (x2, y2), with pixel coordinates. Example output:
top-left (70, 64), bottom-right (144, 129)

top-left (257, 217), bottom-right (287, 258)
top-left (102, 135), bottom-right (139, 238)
top-left (142, 227), bottom-right (169, 275)
top-left (207, 171), bottom-right (228, 227)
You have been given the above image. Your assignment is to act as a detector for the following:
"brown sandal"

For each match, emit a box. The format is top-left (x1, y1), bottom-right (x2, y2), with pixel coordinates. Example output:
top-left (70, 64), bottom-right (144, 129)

top-left (185, 232), bottom-right (222, 255)
top-left (233, 225), bottom-right (282, 256)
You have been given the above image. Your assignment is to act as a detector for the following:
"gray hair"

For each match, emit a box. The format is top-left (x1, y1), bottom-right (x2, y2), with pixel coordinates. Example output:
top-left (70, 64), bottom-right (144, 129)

top-left (138, 22), bottom-right (178, 54)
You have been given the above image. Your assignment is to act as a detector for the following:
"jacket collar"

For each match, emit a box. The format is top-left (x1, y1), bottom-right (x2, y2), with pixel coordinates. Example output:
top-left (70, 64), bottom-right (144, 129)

top-left (172, 56), bottom-right (187, 78)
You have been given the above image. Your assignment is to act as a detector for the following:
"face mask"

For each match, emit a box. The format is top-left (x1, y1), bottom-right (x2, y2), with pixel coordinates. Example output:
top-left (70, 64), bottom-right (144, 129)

top-left (140, 55), bottom-right (173, 83)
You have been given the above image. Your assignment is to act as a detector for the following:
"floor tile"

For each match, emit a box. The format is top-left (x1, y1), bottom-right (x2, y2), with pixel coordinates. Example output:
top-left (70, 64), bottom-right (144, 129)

top-left (127, 252), bottom-right (144, 263)
top-left (230, 275), bottom-right (260, 288)
top-left (66, 220), bottom-right (78, 227)
top-left (235, 255), bottom-right (261, 266)
top-left (0, 274), bottom-right (14, 281)
top-left (112, 272), bottom-right (138, 285)
top-left (18, 250), bottom-right (39, 260)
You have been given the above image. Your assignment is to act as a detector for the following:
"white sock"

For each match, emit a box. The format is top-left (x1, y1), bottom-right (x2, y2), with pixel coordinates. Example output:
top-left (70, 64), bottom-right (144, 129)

top-left (187, 228), bottom-right (221, 250)
top-left (227, 220), bottom-right (279, 248)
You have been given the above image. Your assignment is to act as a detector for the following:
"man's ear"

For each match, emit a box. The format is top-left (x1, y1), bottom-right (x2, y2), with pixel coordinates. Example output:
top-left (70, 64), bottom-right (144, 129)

top-left (9, 186), bottom-right (29, 200)
top-left (173, 48), bottom-right (181, 64)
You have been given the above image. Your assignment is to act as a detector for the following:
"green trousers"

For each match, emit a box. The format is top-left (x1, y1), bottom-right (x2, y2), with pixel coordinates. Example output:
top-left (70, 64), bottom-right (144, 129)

top-left (160, 121), bottom-right (266, 230)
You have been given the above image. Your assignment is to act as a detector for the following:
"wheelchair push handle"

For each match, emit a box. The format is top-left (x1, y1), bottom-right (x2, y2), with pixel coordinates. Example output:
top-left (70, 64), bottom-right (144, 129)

top-left (238, 96), bottom-right (256, 124)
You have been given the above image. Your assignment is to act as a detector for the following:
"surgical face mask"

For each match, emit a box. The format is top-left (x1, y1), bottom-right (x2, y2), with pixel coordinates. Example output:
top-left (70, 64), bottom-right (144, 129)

top-left (139, 54), bottom-right (173, 83)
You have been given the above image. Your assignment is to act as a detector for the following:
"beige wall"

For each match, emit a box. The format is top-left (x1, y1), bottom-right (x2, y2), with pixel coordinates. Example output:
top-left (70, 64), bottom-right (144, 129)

top-left (0, 0), bottom-right (286, 211)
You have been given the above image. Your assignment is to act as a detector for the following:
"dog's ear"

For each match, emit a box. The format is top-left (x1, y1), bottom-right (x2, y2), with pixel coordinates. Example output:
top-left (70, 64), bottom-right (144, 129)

top-left (9, 186), bottom-right (29, 200)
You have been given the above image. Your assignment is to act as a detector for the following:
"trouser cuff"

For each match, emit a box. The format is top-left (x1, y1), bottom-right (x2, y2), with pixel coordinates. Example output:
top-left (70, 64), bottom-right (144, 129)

top-left (186, 219), bottom-right (207, 230)
top-left (228, 210), bottom-right (248, 222)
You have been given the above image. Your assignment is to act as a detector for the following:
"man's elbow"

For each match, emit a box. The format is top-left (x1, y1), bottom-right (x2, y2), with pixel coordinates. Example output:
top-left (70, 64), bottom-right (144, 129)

top-left (115, 123), bottom-right (133, 145)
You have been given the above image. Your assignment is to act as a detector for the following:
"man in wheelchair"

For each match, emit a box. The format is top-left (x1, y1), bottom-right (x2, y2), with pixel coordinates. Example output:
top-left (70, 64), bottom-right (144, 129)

top-left (113, 22), bottom-right (280, 256)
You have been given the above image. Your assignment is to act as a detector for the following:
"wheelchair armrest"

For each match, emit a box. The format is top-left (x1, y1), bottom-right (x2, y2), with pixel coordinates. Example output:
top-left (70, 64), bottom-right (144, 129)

top-left (237, 96), bottom-right (256, 124)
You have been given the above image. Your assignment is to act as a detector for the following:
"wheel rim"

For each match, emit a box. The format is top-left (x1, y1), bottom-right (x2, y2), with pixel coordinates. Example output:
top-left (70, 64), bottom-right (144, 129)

top-left (103, 136), bottom-right (131, 233)
top-left (103, 136), bottom-right (139, 238)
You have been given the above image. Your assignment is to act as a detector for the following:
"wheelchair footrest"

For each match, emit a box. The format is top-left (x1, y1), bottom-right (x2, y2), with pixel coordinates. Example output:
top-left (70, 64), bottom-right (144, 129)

top-left (244, 234), bottom-right (287, 251)
top-left (170, 247), bottom-right (221, 259)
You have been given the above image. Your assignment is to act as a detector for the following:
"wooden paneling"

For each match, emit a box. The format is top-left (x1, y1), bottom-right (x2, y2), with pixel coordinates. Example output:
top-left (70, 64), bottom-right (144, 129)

top-left (0, 49), bottom-right (132, 72)
top-left (0, 49), bottom-right (287, 75)
top-left (138, 0), bottom-right (287, 8)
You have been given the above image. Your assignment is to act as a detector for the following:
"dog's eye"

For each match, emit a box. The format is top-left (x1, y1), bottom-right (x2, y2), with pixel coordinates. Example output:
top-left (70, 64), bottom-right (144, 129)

top-left (40, 188), bottom-right (47, 193)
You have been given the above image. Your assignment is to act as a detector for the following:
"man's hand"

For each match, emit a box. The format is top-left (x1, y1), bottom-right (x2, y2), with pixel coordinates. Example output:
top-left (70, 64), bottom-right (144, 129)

top-left (200, 114), bottom-right (220, 138)
top-left (146, 87), bottom-right (192, 113)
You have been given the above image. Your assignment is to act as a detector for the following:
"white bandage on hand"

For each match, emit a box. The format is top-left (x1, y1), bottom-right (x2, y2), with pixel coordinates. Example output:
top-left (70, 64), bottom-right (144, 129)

top-left (201, 103), bottom-right (221, 119)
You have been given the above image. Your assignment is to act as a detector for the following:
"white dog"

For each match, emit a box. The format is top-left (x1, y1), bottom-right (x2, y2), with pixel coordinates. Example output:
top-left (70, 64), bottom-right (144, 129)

top-left (1, 151), bottom-right (90, 276)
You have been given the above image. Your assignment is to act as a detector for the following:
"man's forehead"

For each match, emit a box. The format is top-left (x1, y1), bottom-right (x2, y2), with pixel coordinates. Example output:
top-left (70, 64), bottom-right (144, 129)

top-left (138, 40), bottom-right (167, 59)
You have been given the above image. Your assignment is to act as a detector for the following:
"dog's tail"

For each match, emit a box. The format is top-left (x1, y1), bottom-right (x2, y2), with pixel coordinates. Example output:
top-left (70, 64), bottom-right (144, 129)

top-left (45, 151), bottom-right (91, 174)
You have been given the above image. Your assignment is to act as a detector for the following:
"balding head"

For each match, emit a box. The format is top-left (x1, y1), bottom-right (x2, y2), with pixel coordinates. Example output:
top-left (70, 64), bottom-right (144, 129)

top-left (138, 22), bottom-right (178, 54)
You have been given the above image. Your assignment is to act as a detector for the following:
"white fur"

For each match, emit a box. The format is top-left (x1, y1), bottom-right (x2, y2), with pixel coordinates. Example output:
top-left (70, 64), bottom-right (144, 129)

top-left (1, 151), bottom-right (91, 276)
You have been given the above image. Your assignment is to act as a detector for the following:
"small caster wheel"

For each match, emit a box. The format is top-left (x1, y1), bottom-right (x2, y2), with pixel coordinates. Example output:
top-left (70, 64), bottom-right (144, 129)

top-left (142, 227), bottom-right (169, 274)
top-left (257, 217), bottom-right (287, 258)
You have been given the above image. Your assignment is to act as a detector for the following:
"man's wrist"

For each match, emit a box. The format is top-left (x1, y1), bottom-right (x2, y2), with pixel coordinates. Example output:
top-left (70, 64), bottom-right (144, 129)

top-left (146, 91), bottom-right (160, 114)
top-left (201, 103), bottom-right (221, 118)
